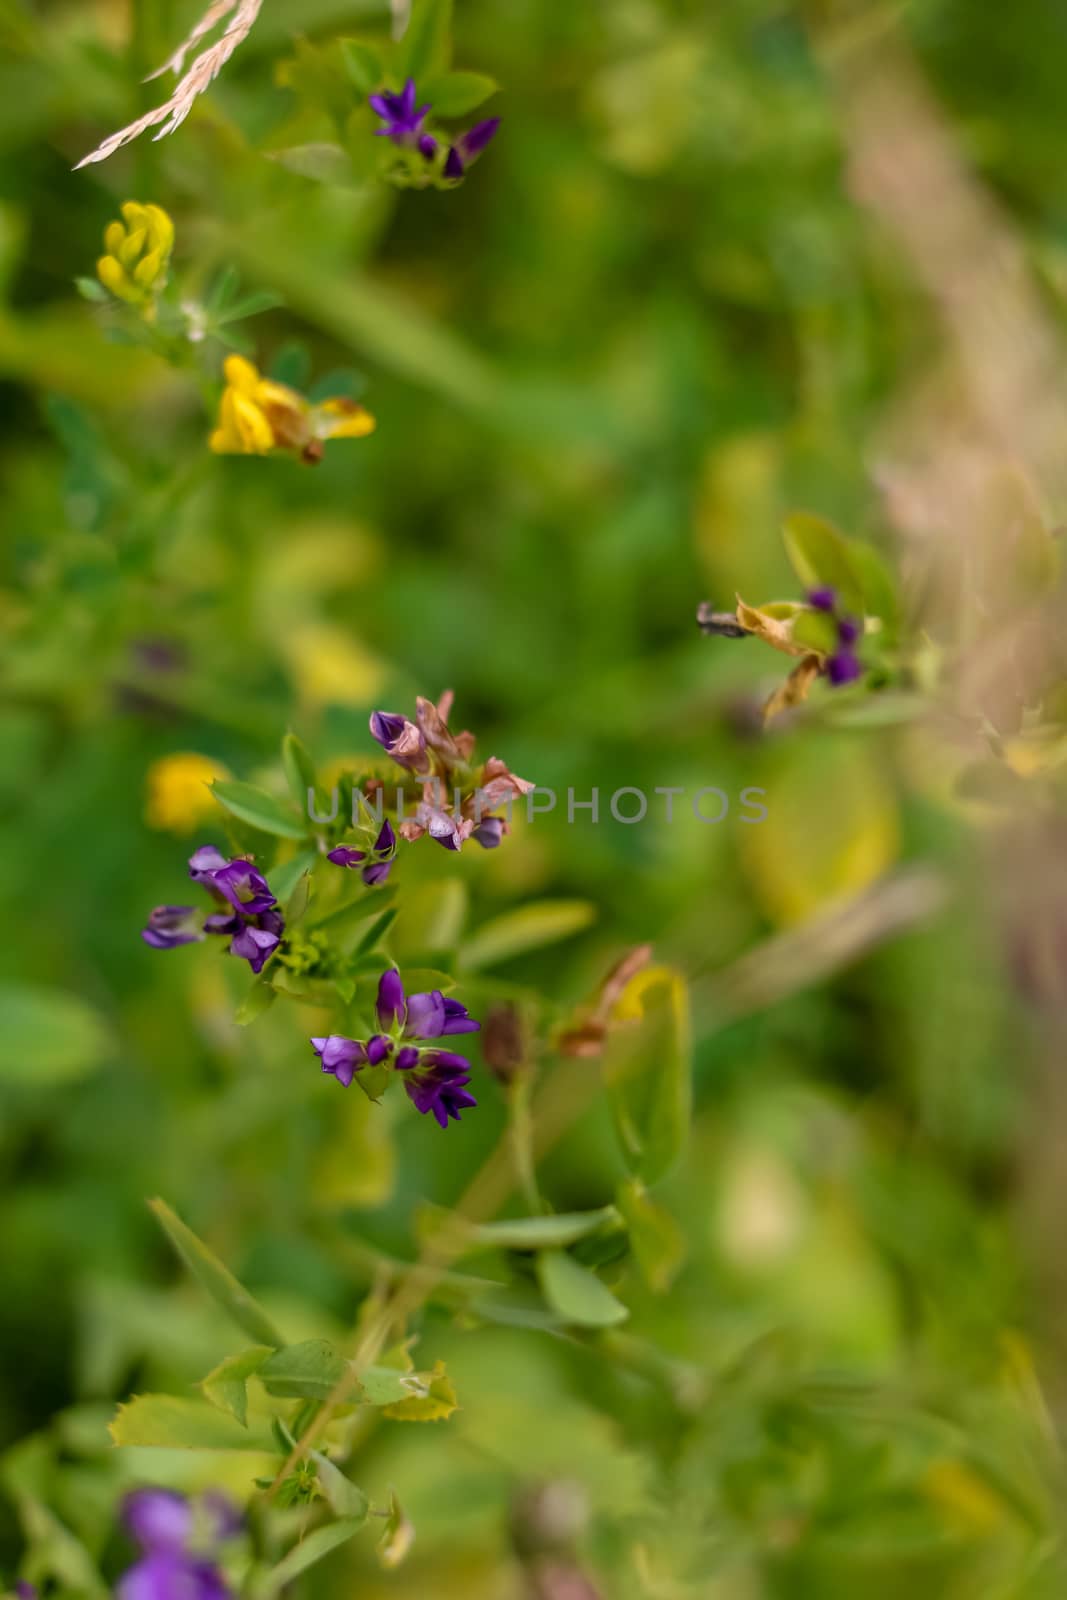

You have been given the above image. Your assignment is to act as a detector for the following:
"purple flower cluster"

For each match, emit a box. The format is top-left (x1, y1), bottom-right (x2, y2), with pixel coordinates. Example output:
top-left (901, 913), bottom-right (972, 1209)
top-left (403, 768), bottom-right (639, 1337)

top-left (312, 968), bottom-right (479, 1128)
top-left (370, 77), bottom-right (499, 181)
top-left (368, 692), bottom-right (532, 852)
top-left (807, 587), bottom-right (863, 686)
top-left (327, 818), bottom-right (397, 885)
top-left (142, 847), bottom-right (283, 974)
top-left (118, 1488), bottom-right (239, 1600)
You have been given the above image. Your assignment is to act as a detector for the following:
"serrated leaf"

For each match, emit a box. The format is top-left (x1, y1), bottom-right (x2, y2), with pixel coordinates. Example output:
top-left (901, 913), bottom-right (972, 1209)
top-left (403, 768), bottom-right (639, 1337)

top-left (211, 781), bottom-right (307, 840)
top-left (340, 39), bottom-right (383, 93)
top-left (536, 1251), bottom-right (629, 1328)
top-left (458, 900), bottom-right (596, 972)
top-left (149, 1198), bottom-right (286, 1349)
top-left (397, 0), bottom-right (452, 81)
top-left (200, 1346), bottom-right (272, 1427)
top-left (421, 69), bottom-right (498, 116)
top-left (616, 1180), bottom-right (686, 1294)
top-left (310, 1453), bottom-right (370, 1519)
top-left (255, 1518), bottom-right (367, 1598)
top-left (110, 1394), bottom-right (276, 1451)
top-left (235, 980), bottom-right (276, 1027)
top-left (782, 512), bottom-right (865, 618)
top-left (380, 1360), bottom-right (458, 1421)
top-left (259, 1340), bottom-right (348, 1401)
top-left (0, 982), bottom-right (111, 1085)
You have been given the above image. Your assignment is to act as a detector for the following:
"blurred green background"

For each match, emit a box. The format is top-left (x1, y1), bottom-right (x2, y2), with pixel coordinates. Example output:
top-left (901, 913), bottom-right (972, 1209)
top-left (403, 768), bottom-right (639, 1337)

top-left (2, 0), bottom-right (1067, 1594)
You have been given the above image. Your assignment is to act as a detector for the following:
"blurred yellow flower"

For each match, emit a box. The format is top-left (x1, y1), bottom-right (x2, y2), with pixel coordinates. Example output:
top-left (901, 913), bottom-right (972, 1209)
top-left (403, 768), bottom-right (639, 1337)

top-left (96, 201), bottom-right (174, 318)
top-left (282, 623), bottom-right (387, 708)
top-left (145, 752), bottom-right (230, 834)
top-left (209, 355), bottom-right (376, 464)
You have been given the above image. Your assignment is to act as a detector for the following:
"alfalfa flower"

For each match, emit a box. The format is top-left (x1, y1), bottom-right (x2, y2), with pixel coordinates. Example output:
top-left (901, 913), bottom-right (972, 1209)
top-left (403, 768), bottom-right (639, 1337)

top-left (311, 968), bottom-right (479, 1128)
top-left (145, 753), bottom-right (230, 835)
top-left (327, 819), bottom-right (397, 886)
top-left (807, 587), bottom-right (864, 686)
top-left (96, 202), bottom-right (174, 318)
top-left (368, 79), bottom-right (500, 187)
top-left (209, 355), bottom-right (375, 464)
top-left (142, 846), bottom-right (283, 974)
top-left (366, 691), bottom-right (533, 852)
top-left (118, 1487), bottom-right (238, 1600)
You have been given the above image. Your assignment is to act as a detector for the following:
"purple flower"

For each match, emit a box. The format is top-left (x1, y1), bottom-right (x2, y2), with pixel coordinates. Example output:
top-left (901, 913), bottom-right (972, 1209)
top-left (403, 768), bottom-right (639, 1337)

top-left (143, 848), bottom-right (283, 974)
top-left (15, 1584), bottom-right (36, 1600)
top-left (444, 117), bottom-right (500, 180)
top-left (472, 817), bottom-right (505, 849)
top-left (369, 710), bottom-right (430, 774)
top-left (310, 969), bottom-right (479, 1128)
top-left (123, 1489), bottom-right (193, 1553)
top-left (836, 614), bottom-right (860, 648)
top-left (327, 820), bottom-right (396, 886)
top-left (312, 1035), bottom-right (366, 1087)
top-left (117, 1488), bottom-right (237, 1600)
top-left (142, 906), bottom-right (203, 950)
top-left (807, 586), bottom-right (837, 612)
top-left (398, 1050), bottom-right (478, 1128)
top-left (370, 78), bottom-right (432, 146)
top-left (827, 650), bottom-right (862, 686)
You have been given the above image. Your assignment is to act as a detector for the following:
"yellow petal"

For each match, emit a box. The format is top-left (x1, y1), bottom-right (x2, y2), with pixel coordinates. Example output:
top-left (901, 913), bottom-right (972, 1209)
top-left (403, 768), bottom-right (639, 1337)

top-left (104, 221), bottom-right (126, 256)
top-left (314, 400), bottom-right (377, 441)
top-left (222, 353), bottom-right (261, 394)
top-left (133, 247), bottom-right (164, 288)
top-left (230, 390), bottom-right (275, 454)
top-left (120, 200), bottom-right (147, 229)
top-left (143, 203), bottom-right (175, 258)
top-left (96, 255), bottom-right (140, 303)
top-left (145, 753), bottom-right (230, 834)
top-left (118, 226), bottom-right (147, 267)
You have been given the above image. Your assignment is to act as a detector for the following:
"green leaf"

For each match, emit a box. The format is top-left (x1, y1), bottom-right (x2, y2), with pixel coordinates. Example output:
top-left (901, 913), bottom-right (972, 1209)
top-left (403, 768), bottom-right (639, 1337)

top-left (458, 899), bottom-right (597, 971)
top-left (310, 1453), bottom-right (370, 1519)
top-left (259, 1340), bottom-right (348, 1401)
top-left (340, 39), bottom-right (383, 93)
top-left (536, 1250), bottom-right (629, 1328)
top-left (270, 849), bottom-right (318, 906)
top-left (75, 275), bottom-right (109, 303)
top-left (149, 1198), bottom-right (287, 1349)
top-left (235, 979), bottom-right (277, 1027)
top-left (616, 1180), bottom-right (686, 1294)
top-left (393, 877), bottom-right (467, 958)
top-left (284, 869), bottom-right (313, 928)
top-left (269, 142), bottom-right (356, 186)
top-left (211, 780), bottom-right (308, 840)
top-left (421, 69), bottom-right (498, 116)
top-left (0, 982), bottom-right (111, 1085)
top-left (846, 539), bottom-right (900, 633)
top-left (423, 1205), bottom-right (620, 1254)
top-left (110, 1394), bottom-right (276, 1452)
top-left (255, 1518), bottom-right (367, 1597)
top-left (281, 732), bottom-right (318, 810)
top-left (377, 1488), bottom-right (414, 1569)
top-left (352, 904), bottom-right (398, 956)
top-left (782, 512), bottom-right (866, 618)
top-left (397, 0), bottom-right (452, 81)
top-left (789, 608), bottom-right (839, 655)
top-left (200, 1346), bottom-right (273, 1427)
top-left (603, 967), bottom-right (692, 1185)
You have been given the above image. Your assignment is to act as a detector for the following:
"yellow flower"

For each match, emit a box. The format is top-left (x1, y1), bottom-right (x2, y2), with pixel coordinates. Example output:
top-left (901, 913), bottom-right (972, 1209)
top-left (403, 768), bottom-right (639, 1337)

top-left (209, 355), bottom-right (376, 464)
top-left (96, 201), bottom-right (174, 317)
top-left (145, 752), bottom-right (230, 834)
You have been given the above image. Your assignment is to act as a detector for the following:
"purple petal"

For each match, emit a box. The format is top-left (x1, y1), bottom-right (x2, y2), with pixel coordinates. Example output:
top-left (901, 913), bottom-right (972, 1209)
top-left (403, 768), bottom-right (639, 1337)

top-left (375, 819), bottom-right (397, 853)
top-left (836, 615), bottom-right (860, 647)
top-left (118, 1554), bottom-right (229, 1600)
top-left (188, 845), bottom-right (227, 883)
top-left (327, 846), bottom-right (367, 867)
top-left (444, 145), bottom-right (465, 179)
top-left (203, 911), bottom-right (240, 936)
top-left (311, 1035), bottom-right (366, 1087)
top-left (472, 817), bottom-right (505, 849)
top-left (404, 990), bottom-right (447, 1039)
top-left (807, 587), bottom-right (837, 613)
top-left (376, 967), bottom-right (405, 1028)
top-left (211, 859), bottom-right (276, 915)
top-left (418, 133), bottom-right (438, 158)
top-left (229, 924), bottom-right (280, 974)
top-left (400, 78), bottom-right (417, 117)
top-left (394, 1046), bottom-right (420, 1070)
top-left (142, 906), bottom-right (203, 950)
top-left (361, 859), bottom-right (393, 887)
top-left (827, 650), bottom-right (863, 687)
top-left (441, 997), bottom-right (480, 1035)
top-left (459, 117), bottom-right (500, 160)
top-left (365, 1033), bottom-right (393, 1066)
top-left (122, 1489), bottom-right (193, 1554)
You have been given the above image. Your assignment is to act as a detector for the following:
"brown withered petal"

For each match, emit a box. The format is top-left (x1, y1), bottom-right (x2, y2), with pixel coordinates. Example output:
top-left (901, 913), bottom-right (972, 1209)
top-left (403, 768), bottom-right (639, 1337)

top-left (415, 693), bottom-right (466, 761)
top-left (557, 944), bottom-right (654, 1058)
top-left (762, 653), bottom-right (823, 725)
top-left (482, 1002), bottom-right (527, 1083)
top-left (593, 943), bottom-right (654, 1024)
